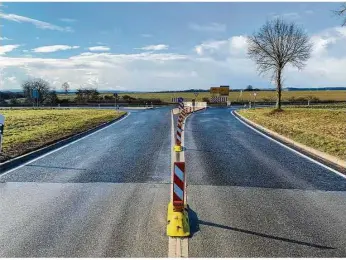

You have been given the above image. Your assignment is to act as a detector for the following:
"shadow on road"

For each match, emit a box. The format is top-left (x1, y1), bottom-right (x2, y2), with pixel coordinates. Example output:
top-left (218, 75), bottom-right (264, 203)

top-left (187, 206), bottom-right (335, 250)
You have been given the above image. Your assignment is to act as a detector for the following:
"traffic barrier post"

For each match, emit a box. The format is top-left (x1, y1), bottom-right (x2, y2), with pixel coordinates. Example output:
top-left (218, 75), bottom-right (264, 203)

top-left (167, 162), bottom-right (190, 237)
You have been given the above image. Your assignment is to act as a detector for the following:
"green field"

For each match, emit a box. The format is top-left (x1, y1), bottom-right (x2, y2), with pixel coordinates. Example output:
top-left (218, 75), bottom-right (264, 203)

top-left (58, 90), bottom-right (346, 103)
top-left (238, 108), bottom-right (346, 161)
top-left (0, 109), bottom-right (126, 162)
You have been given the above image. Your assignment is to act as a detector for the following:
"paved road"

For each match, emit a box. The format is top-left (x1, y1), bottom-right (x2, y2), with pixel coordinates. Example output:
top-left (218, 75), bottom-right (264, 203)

top-left (185, 107), bottom-right (346, 257)
top-left (2, 105), bottom-right (346, 257)
top-left (0, 107), bottom-right (171, 257)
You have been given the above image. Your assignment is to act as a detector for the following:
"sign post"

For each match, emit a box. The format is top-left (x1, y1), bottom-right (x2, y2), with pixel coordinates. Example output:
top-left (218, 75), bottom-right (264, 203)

top-left (32, 89), bottom-right (39, 107)
top-left (0, 114), bottom-right (4, 153)
top-left (114, 93), bottom-right (118, 109)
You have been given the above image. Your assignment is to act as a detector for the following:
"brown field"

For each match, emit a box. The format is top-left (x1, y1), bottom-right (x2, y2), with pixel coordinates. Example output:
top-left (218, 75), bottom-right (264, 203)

top-left (58, 90), bottom-right (346, 102)
top-left (238, 108), bottom-right (346, 161)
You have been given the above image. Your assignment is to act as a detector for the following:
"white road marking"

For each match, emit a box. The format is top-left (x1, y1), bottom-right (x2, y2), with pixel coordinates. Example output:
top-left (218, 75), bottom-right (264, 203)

top-left (168, 237), bottom-right (189, 258)
top-left (168, 237), bottom-right (177, 257)
top-left (0, 112), bottom-right (131, 178)
top-left (231, 111), bottom-right (346, 179)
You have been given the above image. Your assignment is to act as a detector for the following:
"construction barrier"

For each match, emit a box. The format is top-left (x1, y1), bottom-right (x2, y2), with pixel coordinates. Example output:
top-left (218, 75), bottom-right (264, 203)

top-left (167, 162), bottom-right (190, 237)
top-left (167, 100), bottom-right (191, 237)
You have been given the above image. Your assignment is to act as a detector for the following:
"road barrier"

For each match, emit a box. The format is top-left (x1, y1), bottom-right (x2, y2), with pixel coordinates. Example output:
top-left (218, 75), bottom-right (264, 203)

top-left (167, 100), bottom-right (193, 237)
top-left (172, 162), bottom-right (185, 211)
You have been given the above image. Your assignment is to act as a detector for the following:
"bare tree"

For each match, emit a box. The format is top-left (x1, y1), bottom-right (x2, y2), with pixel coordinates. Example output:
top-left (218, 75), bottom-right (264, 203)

top-left (22, 78), bottom-right (51, 105)
top-left (62, 82), bottom-right (70, 95)
top-left (334, 3), bottom-right (346, 26)
top-left (247, 18), bottom-right (312, 110)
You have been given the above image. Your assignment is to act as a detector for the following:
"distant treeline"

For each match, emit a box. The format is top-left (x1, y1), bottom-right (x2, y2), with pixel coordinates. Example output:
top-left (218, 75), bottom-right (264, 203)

top-left (0, 91), bottom-right (25, 99)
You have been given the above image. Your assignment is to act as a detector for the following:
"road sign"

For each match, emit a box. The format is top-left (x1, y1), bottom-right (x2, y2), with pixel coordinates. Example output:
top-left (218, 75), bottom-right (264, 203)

top-left (210, 87), bottom-right (219, 95)
top-left (178, 97), bottom-right (183, 103)
top-left (194, 92), bottom-right (199, 97)
top-left (114, 93), bottom-right (118, 98)
top-left (0, 114), bottom-right (4, 126)
top-left (219, 86), bottom-right (230, 96)
top-left (254, 92), bottom-right (257, 96)
top-left (32, 89), bottom-right (38, 98)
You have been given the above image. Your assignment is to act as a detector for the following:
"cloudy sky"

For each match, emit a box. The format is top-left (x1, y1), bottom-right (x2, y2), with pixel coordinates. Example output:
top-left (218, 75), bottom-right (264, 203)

top-left (0, 2), bottom-right (346, 91)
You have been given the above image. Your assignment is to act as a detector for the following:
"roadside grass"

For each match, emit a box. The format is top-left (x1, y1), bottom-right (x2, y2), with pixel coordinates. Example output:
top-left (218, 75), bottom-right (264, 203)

top-left (58, 90), bottom-right (346, 103)
top-left (284, 102), bottom-right (346, 109)
top-left (238, 108), bottom-right (346, 161)
top-left (0, 108), bottom-right (126, 162)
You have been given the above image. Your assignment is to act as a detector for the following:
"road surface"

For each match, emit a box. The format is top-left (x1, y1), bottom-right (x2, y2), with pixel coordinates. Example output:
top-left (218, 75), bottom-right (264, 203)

top-left (185, 107), bottom-right (346, 257)
top-left (1, 106), bottom-right (346, 257)
top-left (0, 107), bottom-right (171, 257)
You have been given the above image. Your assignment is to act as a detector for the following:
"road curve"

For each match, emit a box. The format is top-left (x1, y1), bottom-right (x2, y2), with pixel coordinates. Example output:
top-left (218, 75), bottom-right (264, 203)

top-left (185, 107), bottom-right (346, 257)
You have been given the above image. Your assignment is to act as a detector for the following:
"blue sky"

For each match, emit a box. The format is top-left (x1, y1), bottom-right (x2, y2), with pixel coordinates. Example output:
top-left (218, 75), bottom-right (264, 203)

top-left (1, 2), bottom-right (346, 91)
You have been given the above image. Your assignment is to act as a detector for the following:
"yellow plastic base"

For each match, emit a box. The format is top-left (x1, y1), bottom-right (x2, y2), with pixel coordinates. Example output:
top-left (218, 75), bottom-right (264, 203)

top-left (167, 202), bottom-right (190, 237)
top-left (174, 145), bottom-right (182, 152)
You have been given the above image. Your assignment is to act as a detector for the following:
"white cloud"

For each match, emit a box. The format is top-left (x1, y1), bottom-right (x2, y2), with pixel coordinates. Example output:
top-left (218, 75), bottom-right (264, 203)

top-left (88, 46), bottom-right (111, 52)
top-left (189, 22), bottom-right (226, 32)
top-left (273, 12), bottom-right (300, 20)
top-left (1, 26), bottom-right (346, 91)
top-left (137, 44), bottom-right (169, 51)
top-left (156, 71), bottom-right (198, 78)
top-left (305, 10), bottom-right (314, 15)
top-left (0, 11), bottom-right (73, 32)
top-left (141, 34), bottom-right (153, 38)
top-left (32, 45), bottom-right (80, 53)
top-left (195, 40), bottom-right (227, 56)
top-left (6, 76), bottom-right (17, 83)
top-left (0, 45), bottom-right (20, 55)
top-left (310, 35), bottom-right (337, 56)
top-left (194, 36), bottom-right (248, 57)
top-left (60, 18), bottom-right (76, 23)
top-left (0, 37), bottom-right (11, 40)
top-left (309, 26), bottom-right (346, 57)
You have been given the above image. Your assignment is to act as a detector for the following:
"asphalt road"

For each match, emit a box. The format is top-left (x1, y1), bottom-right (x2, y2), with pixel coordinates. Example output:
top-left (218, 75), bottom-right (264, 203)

top-left (0, 107), bottom-right (171, 257)
top-left (185, 107), bottom-right (346, 257)
top-left (1, 106), bottom-right (346, 257)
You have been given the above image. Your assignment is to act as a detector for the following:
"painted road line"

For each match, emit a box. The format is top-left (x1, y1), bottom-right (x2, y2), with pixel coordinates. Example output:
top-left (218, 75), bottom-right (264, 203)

top-left (168, 237), bottom-right (189, 258)
top-left (0, 112), bottom-right (131, 178)
top-left (232, 111), bottom-right (346, 179)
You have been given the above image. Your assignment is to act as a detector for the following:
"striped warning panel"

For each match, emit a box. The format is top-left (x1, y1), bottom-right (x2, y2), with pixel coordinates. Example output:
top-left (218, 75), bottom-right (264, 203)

top-left (176, 120), bottom-right (183, 145)
top-left (179, 102), bottom-right (184, 111)
top-left (211, 96), bottom-right (228, 103)
top-left (173, 162), bottom-right (185, 211)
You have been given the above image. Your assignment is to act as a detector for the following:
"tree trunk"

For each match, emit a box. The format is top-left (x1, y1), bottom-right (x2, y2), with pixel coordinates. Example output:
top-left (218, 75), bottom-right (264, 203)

top-left (276, 69), bottom-right (282, 110)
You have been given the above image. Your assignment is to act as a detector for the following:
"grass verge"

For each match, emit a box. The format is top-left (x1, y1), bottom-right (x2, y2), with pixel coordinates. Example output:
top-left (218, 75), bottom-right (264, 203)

top-left (238, 108), bottom-right (346, 161)
top-left (0, 108), bottom-right (126, 162)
